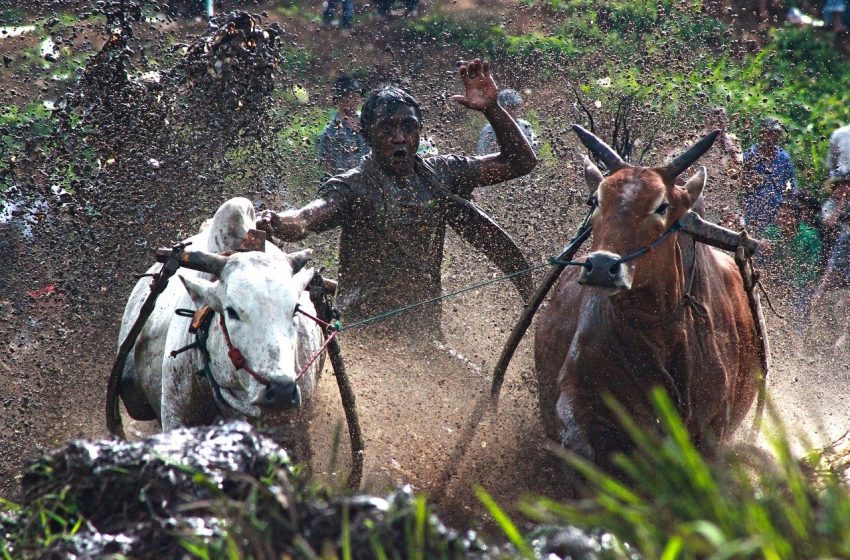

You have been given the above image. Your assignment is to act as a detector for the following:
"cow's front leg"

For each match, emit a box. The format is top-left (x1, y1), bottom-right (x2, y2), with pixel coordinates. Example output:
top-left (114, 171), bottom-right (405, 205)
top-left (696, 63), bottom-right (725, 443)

top-left (160, 365), bottom-right (218, 430)
top-left (555, 388), bottom-right (594, 461)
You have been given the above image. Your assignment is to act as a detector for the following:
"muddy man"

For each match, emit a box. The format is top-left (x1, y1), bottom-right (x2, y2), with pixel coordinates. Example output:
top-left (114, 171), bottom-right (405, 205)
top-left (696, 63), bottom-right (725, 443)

top-left (258, 59), bottom-right (538, 341)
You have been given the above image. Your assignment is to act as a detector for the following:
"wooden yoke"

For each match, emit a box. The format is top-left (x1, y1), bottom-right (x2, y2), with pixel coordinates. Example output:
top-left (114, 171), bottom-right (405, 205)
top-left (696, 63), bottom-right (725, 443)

top-left (679, 211), bottom-right (760, 255)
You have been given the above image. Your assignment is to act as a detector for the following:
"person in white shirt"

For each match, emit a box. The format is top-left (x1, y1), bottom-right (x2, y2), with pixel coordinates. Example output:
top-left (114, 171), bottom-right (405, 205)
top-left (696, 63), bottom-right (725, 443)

top-left (476, 89), bottom-right (538, 155)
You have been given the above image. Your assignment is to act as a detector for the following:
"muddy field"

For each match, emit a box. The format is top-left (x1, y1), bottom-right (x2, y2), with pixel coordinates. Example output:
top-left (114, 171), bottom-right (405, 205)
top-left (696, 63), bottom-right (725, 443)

top-left (1, 0), bottom-right (849, 533)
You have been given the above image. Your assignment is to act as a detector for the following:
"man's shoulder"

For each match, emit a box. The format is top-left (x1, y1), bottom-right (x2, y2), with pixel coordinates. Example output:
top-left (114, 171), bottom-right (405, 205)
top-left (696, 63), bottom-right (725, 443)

top-left (763, 224), bottom-right (781, 240)
top-left (798, 223), bottom-right (822, 241)
top-left (318, 166), bottom-right (366, 195)
top-left (832, 124), bottom-right (850, 140)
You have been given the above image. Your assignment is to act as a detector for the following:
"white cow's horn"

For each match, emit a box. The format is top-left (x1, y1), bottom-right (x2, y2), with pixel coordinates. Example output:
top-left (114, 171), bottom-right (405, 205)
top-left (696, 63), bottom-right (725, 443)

top-left (180, 250), bottom-right (230, 277)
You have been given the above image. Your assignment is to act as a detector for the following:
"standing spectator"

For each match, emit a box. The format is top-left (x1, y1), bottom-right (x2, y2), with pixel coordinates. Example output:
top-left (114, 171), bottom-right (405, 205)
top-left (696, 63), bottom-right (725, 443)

top-left (741, 117), bottom-right (797, 235)
top-left (476, 89), bottom-right (538, 155)
top-left (820, 124), bottom-right (850, 256)
top-left (704, 106), bottom-right (743, 189)
top-left (827, 123), bottom-right (850, 182)
top-left (762, 197), bottom-right (823, 322)
top-left (804, 125), bottom-right (850, 356)
top-left (810, 181), bottom-right (850, 355)
top-left (323, 0), bottom-right (355, 32)
top-left (316, 75), bottom-right (369, 175)
top-left (824, 0), bottom-right (848, 33)
top-left (375, 0), bottom-right (419, 18)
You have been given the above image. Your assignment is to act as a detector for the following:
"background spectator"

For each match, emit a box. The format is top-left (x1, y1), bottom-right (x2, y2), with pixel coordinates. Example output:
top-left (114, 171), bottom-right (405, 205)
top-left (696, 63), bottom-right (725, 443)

top-left (827, 123), bottom-right (850, 182)
top-left (811, 182), bottom-right (850, 356)
top-left (741, 117), bottom-right (797, 235)
top-left (762, 196), bottom-right (823, 321)
top-left (375, 0), bottom-right (419, 18)
top-left (323, 0), bottom-right (354, 32)
top-left (476, 89), bottom-right (537, 155)
top-left (316, 75), bottom-right (369, 175)
top-left (824, 0), bottom-right (848, 33)
top-left (819, 124), bottom-right (850, 257)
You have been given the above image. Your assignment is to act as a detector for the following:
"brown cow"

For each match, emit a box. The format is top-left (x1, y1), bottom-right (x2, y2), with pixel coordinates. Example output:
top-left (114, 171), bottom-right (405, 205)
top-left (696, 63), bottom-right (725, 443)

top-left (535, 126), bottom-right (762, 469)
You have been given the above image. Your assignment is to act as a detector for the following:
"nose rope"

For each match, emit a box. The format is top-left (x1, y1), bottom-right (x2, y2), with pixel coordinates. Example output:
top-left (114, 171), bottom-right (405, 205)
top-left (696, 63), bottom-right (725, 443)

top-left (218, 315), bottom-right (272, 386)
top-left (613, 221), bottom-right (683, 265)
top-left (548, 257), bottom-right (591, 268)
top-left (294, 304), bottom-right (341, 380)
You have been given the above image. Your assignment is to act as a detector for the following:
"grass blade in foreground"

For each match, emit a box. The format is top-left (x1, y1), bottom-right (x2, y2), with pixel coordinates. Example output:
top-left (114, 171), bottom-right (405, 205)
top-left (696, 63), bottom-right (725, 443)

top-left (524, 387), bottom-right (850, 559)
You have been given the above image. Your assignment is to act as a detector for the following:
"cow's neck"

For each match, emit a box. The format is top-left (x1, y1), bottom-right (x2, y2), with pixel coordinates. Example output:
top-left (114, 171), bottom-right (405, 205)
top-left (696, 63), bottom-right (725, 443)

top-left (610, 244), bottom-right (686, 333)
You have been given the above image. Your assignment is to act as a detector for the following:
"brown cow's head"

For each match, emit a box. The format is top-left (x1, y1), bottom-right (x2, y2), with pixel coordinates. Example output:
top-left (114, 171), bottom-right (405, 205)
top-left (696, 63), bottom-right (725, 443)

top-left (574, 125), bottom-right (718, 294)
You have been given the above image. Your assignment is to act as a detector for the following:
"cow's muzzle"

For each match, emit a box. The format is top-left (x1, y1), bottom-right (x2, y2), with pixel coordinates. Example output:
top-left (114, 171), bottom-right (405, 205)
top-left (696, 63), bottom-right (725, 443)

top-left (259, 380), bottom-right (301, 411)
top-left (578, 251), bottom-right (633, 292)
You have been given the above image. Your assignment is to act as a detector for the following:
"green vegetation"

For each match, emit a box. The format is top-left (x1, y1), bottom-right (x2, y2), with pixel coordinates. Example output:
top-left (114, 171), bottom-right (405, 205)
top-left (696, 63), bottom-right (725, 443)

top-left (521, 389), bottom-right (850, 559)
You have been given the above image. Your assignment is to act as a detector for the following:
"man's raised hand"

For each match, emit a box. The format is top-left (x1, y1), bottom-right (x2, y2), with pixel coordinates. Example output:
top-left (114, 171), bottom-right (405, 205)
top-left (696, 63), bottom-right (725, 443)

top-left (256, 209), bottom-right (281, 236)
top-left (452, 58), bottom-right (498, 112)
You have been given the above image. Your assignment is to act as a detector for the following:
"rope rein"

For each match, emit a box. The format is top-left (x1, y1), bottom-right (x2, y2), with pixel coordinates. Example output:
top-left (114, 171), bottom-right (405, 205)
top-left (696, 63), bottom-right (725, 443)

top-left (615, 221), bottom-right (683, 265)
top-left (335, 260), bottom-right (555, 332)
top-left (334, 216), bottom-right (690, 333)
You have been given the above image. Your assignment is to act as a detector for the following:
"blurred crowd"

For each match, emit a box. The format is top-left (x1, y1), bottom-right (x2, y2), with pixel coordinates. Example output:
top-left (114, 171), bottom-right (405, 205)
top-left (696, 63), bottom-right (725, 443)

top-left (322, 0), bottom-right (420, 32)
top-left (701, 113), bottom-right (850, 357)
top-left (760, 0), bottom-right (849, 34)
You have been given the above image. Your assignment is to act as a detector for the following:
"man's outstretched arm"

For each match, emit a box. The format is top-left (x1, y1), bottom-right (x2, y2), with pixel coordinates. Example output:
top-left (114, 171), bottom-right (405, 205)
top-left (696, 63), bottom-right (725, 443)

top-left (452, 59), bottom-right (538, 186)
top-left (257, 197), bottom-right (341, 242)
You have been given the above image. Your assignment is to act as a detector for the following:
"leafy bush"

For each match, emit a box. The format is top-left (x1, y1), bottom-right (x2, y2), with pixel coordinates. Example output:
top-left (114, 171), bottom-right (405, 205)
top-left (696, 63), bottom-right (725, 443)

top-left (522, 389), bottom-right (850, 559)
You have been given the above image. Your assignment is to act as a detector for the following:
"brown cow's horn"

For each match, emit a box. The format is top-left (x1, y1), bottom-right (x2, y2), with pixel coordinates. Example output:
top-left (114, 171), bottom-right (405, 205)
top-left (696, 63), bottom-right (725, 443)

top-left (572, 124), bottom-right (628, 173)
top-left (661, 129), bottom-right (720, 179)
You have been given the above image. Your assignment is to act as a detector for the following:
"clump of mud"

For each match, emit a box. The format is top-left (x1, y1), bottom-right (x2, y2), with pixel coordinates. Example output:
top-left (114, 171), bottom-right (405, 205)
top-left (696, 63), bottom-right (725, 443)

top-left (178, 11), bottom-right (285, 128)
top-left (0, 421), bottom-right (601, 559)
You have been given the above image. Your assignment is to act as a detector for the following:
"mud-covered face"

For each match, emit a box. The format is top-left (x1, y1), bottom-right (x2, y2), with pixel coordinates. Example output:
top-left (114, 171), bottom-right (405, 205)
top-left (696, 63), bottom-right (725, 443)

top-left (368, 104), bottom-right (421, 176)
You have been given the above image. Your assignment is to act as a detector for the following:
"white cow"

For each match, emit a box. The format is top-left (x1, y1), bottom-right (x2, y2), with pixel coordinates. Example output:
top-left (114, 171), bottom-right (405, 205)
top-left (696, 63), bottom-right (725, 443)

top-left (117, 198), bottom-right (324, 445)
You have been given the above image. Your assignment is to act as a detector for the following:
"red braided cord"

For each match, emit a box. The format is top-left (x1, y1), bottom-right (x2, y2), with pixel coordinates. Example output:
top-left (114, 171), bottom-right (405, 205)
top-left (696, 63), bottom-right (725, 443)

top-left (296, 330), bottom-right (337, 381)
top-left (218, 315), bottom-right (271, 386)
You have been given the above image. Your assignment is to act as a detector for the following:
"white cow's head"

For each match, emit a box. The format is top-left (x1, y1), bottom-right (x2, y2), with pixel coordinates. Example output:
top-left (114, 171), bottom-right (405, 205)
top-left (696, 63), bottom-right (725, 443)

top-left (179, 249), bottom-right (314, 418)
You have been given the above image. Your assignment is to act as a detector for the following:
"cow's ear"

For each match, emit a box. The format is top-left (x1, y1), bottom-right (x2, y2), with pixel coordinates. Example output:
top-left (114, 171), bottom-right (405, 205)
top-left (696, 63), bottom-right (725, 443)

top-left (179, 274), bottom-right (223, 312)
top-left (293, 267), bottom-right (314, 292)
top-left (681, 166), bottom-right (707, 204)
top-left (287, 249), bottom-right (312, 274)
top-left (584, 156), bottom-right (604, 193)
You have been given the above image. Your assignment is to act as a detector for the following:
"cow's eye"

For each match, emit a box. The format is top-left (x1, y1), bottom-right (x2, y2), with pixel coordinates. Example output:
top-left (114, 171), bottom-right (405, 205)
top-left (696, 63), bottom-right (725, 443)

top-left (226, 307), bottom-right (240, 321)
top-left (655, 202), bottom-right (669, 216)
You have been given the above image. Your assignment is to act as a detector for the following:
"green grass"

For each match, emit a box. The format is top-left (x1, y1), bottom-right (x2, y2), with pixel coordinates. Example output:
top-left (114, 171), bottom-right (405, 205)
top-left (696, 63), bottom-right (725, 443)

top-left (520, 388), bottom-right (850, 559)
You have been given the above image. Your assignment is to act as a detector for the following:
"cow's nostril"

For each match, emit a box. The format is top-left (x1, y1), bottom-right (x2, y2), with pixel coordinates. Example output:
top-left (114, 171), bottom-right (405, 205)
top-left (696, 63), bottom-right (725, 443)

top-left (609, 263), bottom-right (620, 276)
top-left (264, 381), bottom-right (288, 405)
